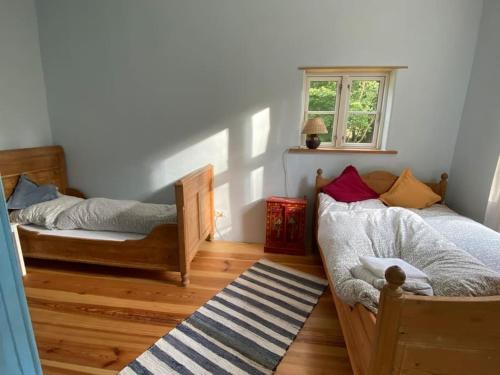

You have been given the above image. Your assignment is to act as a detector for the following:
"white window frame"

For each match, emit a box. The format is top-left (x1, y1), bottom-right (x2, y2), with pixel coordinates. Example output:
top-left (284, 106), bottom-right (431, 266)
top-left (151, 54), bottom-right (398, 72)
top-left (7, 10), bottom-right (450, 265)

top-left (302, 71), bottom-right (392, 149)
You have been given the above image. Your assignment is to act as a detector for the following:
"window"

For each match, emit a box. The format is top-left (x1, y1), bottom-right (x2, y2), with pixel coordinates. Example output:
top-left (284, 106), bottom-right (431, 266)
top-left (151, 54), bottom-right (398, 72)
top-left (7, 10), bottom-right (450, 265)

top-left (302, 68), bottom-right (395, 149)
top-left (485, 154), bottom-right (500, 232)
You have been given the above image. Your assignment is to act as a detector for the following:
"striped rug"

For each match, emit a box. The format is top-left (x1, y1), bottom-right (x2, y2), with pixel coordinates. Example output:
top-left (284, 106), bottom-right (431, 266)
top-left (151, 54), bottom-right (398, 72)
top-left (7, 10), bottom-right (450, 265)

top-left (119, 259), bottom-right (328, 375)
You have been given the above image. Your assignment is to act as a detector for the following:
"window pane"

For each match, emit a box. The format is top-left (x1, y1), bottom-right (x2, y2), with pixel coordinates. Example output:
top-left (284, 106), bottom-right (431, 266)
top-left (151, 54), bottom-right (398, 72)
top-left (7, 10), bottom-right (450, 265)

top-left (308, 81), bottom-right (337, 111)
top-left (345, 114), bottom-right (376, 144)
top-left (308, 114), bottom-right (334, 142)
top-left (349, 80), bottom-right (380, 112)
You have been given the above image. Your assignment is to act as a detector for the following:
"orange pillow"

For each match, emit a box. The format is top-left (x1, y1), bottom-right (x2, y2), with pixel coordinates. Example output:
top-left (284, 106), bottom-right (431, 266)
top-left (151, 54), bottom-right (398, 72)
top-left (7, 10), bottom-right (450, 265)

top-left (379, 168), bottom-right (441, 209)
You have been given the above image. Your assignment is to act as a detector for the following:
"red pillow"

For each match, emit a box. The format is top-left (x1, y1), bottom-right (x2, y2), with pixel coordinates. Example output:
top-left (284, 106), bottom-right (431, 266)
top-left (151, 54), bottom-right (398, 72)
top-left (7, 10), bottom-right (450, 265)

top-left (322, 165), bottom-right (379, 203)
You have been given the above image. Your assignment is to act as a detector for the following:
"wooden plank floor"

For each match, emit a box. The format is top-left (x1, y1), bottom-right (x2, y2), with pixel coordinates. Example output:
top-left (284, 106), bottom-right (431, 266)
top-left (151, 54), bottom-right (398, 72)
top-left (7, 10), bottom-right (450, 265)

top-left (23, 241), bottom-right (353, 375)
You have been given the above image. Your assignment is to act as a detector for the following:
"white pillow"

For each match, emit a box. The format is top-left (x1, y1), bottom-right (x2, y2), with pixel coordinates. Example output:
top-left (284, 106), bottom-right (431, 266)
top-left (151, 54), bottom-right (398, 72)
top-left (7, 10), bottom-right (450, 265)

top-left (10, 194), bottom-right (84, 229)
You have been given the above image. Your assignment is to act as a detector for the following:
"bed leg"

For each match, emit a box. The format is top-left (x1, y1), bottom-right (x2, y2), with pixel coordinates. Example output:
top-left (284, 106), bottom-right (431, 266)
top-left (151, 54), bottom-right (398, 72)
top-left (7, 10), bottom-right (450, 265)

top-left (181, 272), bottom-right (190, 287)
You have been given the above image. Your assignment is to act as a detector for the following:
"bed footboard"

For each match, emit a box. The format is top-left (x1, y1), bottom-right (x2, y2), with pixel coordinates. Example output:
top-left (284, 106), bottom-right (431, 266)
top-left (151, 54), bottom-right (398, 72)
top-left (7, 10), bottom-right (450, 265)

top-left (175, 164), bottom-right (214, 286)
top-left (369, 266), bottom-right (500, 375)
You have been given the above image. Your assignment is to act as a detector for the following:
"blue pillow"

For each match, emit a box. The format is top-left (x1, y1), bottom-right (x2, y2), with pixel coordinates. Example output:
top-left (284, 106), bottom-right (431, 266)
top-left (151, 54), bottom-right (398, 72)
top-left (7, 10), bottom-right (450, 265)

top-left (7, 175), bottom-right (58, 210)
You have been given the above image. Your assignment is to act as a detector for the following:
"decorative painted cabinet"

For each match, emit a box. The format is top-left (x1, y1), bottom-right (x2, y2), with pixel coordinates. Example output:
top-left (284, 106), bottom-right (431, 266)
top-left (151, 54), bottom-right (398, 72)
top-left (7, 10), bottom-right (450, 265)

top-left (264, 196), bottom-right (307, 255)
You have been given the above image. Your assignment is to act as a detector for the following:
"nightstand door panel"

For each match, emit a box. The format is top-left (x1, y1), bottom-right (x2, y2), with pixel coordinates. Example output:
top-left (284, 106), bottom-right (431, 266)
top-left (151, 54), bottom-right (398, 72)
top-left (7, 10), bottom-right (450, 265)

top-left (266, 203), bottom-right (285, 246)
top-left (284, 205), bottom-right (305, 248)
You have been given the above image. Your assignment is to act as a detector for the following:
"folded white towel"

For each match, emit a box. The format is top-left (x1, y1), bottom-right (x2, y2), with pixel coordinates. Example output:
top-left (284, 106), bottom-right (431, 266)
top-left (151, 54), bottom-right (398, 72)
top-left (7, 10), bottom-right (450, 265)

top-left (351, 265), bottom-right (433, 296)
top-left (359, 256), bottom-right (430, 282)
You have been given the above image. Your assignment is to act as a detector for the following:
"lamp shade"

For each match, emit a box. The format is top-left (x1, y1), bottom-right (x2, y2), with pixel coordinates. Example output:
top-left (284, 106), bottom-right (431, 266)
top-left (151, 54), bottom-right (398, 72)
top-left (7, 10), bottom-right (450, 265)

top-left (302, 117), bottom-right (328, 134)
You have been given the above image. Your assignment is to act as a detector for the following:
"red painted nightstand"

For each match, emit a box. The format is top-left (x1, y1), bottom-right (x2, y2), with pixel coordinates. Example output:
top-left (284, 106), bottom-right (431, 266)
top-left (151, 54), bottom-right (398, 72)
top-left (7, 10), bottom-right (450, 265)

top-left (264, 196), bottom-right (307, 255)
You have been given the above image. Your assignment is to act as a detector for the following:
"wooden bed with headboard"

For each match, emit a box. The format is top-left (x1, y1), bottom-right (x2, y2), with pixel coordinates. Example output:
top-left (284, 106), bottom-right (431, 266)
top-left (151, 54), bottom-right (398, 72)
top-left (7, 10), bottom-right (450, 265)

top-left (0, 145), bottom-right (214, 286)
top-left (315, 168), bottom-right (500, 375)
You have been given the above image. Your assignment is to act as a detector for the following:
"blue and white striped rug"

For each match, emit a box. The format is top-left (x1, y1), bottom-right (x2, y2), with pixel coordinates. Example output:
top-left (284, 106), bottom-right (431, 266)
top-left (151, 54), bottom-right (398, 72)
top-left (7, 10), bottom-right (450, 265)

top-left (119, 258), bottom-right (328, 375)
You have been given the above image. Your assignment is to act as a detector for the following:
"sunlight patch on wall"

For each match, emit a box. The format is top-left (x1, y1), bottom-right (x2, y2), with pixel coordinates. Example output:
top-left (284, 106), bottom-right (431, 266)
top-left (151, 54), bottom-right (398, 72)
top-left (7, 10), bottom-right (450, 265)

top-left (248, 166), bottom-right (264, 203)
top-left (150, 128), bottom-right (229, 191)
top-left (485, 153), bottom-right (500, 232)
top-left (214, 182), bottom-right (232, 239)
top-left (251, 108), bottom-right (270, 158)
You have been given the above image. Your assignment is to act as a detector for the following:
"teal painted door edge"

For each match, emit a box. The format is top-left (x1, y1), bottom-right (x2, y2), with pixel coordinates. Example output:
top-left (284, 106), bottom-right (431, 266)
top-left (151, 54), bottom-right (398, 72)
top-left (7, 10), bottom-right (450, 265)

top-left (0, 179), bottom-right (42, 375)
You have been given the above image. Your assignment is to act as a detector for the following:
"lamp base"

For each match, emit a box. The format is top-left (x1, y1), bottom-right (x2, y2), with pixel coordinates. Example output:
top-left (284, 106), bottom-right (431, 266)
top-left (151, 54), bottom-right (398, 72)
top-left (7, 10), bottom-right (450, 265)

top-left (305, 134), bottom-right (321, 149)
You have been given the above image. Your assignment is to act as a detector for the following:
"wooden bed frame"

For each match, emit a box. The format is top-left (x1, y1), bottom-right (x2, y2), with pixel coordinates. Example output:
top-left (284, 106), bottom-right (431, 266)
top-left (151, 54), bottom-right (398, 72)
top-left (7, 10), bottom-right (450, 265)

top-left (315, 169), bottom-right (500, 375)
top-left (0, 146), bottom-right (214, 286)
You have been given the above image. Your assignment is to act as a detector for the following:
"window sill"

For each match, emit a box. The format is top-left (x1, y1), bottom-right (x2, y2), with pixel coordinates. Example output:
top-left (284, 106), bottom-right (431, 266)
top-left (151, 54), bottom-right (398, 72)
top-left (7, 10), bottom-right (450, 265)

top-left (288, 146), bottom-right (398, 154)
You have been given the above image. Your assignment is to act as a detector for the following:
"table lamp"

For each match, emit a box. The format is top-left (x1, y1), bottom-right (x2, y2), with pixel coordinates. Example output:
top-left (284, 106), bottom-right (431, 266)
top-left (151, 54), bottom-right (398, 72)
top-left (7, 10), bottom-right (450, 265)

top-left (302, 117), bottom-right (328, 149)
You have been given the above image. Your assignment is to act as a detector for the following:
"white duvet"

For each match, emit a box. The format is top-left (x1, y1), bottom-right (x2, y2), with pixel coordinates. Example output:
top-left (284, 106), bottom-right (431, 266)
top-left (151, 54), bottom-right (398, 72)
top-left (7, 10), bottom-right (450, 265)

top-left (56, 198), bottom-right (177, 234)
top-left (317, 193), bottom-right (500, 312)
top-left (10, 195), bottom-right (177, 234)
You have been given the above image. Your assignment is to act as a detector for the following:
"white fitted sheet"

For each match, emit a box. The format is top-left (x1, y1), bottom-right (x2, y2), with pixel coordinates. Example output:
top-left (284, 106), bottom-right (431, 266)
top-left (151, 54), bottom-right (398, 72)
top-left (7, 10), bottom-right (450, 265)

top-left (20, 224), bottom-right (146, 242)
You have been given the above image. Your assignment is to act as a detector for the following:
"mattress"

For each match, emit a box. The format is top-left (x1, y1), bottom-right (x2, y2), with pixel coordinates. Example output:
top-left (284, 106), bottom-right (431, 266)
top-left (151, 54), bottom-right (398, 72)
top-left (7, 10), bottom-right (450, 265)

top-left (19, 224), bottom-right (146, 242)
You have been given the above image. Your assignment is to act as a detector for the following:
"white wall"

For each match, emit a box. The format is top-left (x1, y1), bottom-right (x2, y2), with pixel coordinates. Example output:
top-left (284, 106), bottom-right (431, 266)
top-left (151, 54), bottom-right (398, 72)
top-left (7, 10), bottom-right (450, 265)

top-left (36, 0), bottom-right (482, 243)
top-left (0, 0), bottom-right (51, 149)
top-left (447, 0), bottom-right (500, 226)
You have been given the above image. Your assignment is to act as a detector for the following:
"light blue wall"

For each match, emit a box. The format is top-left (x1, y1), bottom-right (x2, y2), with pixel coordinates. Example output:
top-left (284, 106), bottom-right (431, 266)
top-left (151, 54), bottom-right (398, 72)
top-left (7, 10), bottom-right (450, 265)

top-left (0, 0), bottom-right (52, 149)
top-left (35, 0), bottom-right (483, 242)
top-left (447, 0), bottom-right (500, 224)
